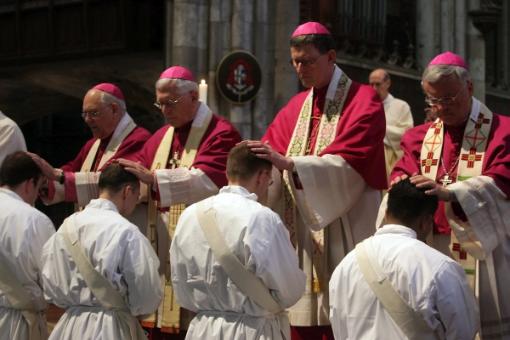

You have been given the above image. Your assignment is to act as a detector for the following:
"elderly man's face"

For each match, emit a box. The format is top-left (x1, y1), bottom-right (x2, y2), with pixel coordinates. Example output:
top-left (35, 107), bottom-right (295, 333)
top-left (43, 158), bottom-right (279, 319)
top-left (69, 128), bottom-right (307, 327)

top-left (156, 83), bottom-right (198, 128)
top-left (290, 44), bottom-right (336, 89)
top-left (422, 74), bottom-right (473, 127)
top-left (82, 90), bottom-right (120, 139)
top-left (369, 70), bottom-right (390, 100)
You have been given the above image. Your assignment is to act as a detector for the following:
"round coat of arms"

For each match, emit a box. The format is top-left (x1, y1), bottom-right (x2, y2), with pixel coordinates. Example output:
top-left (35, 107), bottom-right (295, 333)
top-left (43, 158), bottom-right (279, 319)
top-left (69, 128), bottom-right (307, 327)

top-left (216, 50), bottom-right (262, 104)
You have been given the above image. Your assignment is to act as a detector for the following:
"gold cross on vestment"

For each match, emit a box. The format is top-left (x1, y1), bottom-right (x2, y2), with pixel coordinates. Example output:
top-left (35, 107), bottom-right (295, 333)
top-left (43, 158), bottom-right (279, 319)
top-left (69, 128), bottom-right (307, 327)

top-left (169, 151), bottom-right (180, 169)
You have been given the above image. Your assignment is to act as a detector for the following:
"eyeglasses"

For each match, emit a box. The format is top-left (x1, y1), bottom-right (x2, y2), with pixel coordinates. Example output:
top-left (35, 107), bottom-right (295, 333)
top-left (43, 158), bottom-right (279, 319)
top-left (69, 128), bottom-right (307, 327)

top-left (289, 54), bottom-right (324, 68)
top-left (424, 87), bottom-right (464, 109)
top-left (153, 96), bottom-right (183, 110)
top-left (81, 111), bottom-right (102, 119)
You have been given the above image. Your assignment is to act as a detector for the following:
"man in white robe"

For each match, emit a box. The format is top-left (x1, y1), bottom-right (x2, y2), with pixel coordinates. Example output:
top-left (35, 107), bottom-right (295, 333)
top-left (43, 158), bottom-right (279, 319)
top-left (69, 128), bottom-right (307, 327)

top-left (170, 143), bottom-right (305, 340)
top-left (0, 151), bottom-right (55, 340)
top-left (330, 179), bottom-right (479, 339)
top-left (0, 110), bottom-right (26, 166)
top-left (369, 68), bottom-right (414, 178)
top-left (41, 163), bottom-right (162, 340)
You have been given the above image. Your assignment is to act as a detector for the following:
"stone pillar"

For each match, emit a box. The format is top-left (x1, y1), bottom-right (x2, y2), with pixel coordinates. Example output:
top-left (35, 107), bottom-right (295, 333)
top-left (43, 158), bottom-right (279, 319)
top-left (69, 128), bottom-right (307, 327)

top-left (172, 0), bottom-right (200, 74)
top-left (467, 0), bottom-right (485, 101)
top-left (273, 0), bottom-right (299, 113)
top-left (164, 0), bottom-right (174, 67)
top-left (252, 0), bottom-right (275, 138)
top-left (441, 0), bottom-right (455, 51)
top-left (499, 1), bottom-right (509, 88)
top-left (229, 0), bottom-right (254, 138)
top-left (416, 0), bottom-right (441, 69)
top-left (455, 0), bottom-right (467, 57)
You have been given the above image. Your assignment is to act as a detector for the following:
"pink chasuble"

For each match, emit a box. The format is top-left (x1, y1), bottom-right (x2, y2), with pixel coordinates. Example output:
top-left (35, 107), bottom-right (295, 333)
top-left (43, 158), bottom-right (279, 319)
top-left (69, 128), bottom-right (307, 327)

top-left (137, 113), bottom-right (242, 190)
top-left (56, 126), bottom-right (151, 202)
top-left (263, 81), bottom-right (387, 191)
top-left (391, 113), bottom-right (510, 234)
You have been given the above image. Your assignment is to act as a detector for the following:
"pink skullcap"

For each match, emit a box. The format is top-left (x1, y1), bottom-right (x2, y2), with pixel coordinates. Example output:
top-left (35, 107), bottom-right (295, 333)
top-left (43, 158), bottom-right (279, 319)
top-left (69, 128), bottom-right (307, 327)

top-left (159, 66), bottom-right (195, 81)
top-left (428, 51), bottom-right (468, 69)
top-left (291, 21), bottom-right (331, 38)
top-left (92, 83), bottom-right (125, 101)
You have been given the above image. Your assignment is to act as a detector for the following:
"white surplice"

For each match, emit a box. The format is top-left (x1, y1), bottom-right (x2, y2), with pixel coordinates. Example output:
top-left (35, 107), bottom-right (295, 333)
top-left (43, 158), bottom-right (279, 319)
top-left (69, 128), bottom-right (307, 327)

top-left (0, 188), bottom-right (55, 340)
top-left (268, 154), bottom-right (381, 325)
top-left (382, 94), bottom-right (413, 177)
top-left (329, 224), bottom-right (479, 340)
top-left (41, 198), bottom-right (162, 340)
top-left (0, 110), bottom-right (26, 167)
top-left (447, 176), bottom-right (510, 338)
top-left (170, 186), bottom-right (306, 340)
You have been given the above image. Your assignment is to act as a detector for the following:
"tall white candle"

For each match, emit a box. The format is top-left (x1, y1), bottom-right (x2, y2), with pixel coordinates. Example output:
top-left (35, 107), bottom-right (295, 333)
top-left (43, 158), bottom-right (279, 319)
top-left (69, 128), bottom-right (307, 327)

top-left (199, 79), bottom-right (208, 104)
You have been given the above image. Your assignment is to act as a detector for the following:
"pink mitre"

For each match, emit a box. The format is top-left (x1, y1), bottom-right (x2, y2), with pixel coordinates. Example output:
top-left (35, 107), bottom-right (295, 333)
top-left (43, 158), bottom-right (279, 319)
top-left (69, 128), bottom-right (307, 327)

top-left (291, 21), bottom-right (331, 38)
top-left (159, 66), bottom-right (195, 81)
top-left (428, 51), bottom-right (468, 69)
top-left (92, 83), bottom-right (125, 101)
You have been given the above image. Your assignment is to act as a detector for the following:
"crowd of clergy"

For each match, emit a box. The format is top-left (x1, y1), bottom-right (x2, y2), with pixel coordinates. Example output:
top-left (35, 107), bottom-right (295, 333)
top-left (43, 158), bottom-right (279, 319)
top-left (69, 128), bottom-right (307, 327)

top-left (1, 20), bottom-right (509, 340)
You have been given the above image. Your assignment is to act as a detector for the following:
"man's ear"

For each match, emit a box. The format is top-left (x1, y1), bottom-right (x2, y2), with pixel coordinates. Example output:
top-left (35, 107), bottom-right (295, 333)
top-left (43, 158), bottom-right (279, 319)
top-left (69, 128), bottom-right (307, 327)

top-left (327, 49), bottom-right (337, 63)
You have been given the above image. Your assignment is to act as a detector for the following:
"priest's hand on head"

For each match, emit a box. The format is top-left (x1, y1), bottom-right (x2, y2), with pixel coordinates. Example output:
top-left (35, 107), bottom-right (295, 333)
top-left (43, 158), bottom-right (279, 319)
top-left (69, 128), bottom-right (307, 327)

top-left (410, 174), bottom-right (452, 201)
top-left (243, 140), bottom-right (294, 171)
top-left (116, 159), bottom-right (154, 185)
top-left (26, 152), bottom-right (61, 181)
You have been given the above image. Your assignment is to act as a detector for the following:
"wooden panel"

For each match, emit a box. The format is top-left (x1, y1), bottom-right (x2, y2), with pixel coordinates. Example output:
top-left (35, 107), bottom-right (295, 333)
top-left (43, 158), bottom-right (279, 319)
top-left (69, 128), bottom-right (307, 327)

top-left (20, 8), bottom-right (51, 55)
top-left (54, 3), bottom-right (86, 53)
top-left (0, 14), bottom-right (17, 57)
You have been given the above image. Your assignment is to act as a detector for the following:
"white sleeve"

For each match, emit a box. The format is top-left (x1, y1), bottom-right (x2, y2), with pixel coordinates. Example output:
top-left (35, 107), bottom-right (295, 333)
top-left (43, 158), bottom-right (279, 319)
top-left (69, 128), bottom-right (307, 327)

top-left (120, 228), bottom-right (163, 316)
top-left (447, 176), bottom-right (510, 256)
top-left (290, 154), bottom-right (367, 230)
top-left (433, 261), bottom-right (480, 338)
top-left (329, 266), bottom-right (348, 340)
top-left (154, 167), bottom-right (218, 207)
top-left (0, 122), bottom-right (26, 165)
top-left (247, 211), bottom-right (305, 308)
top-left (74, 172), bottom-right (101, 207)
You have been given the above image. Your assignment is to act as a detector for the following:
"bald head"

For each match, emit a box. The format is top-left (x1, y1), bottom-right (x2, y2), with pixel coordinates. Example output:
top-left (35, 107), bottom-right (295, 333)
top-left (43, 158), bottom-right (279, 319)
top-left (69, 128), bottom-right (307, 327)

top-left (369, 68), bottom-right (391, 100)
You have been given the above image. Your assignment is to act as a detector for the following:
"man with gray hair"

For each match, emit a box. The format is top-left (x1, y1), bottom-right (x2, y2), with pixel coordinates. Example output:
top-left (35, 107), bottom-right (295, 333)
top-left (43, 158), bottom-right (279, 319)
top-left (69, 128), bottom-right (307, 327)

top-left (369, 68), bottom-right (413, 178)
top-left (118, 66), bottom-right (241, 339)
top-left (30, 83), bottom-right (151, 207)
top-left (389, 51), bottom-right (510, 338)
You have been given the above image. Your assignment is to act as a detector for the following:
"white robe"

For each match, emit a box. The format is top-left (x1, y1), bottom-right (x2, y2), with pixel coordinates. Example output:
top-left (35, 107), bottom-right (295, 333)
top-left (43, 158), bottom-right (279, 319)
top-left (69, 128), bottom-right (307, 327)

top-left (447, 176), bottom-right (510, 338)
top-left (0, 110), bottom-right (26, 167)
top-left (268, 155), bottom-right (381, 325)
top-left (41, 198), bottom-right (162, 340)
top-left (382, 94), bottom-right (413, 178)
top-left (329, 224), bottom-right (479, 340)
top-left (170, 186), bottom-right (306, 340)
top-left (0, 188), bottom-right (55, 340)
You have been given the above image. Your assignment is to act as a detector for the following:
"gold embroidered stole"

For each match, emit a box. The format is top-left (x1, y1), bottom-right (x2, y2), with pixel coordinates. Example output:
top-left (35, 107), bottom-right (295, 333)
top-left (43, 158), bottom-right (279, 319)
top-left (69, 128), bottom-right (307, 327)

top-left (283, 66), bottom-right (352, 293)
top-left (76, 115), bottom-right (137, 208)
top-left (420, 98), bottom-right (493, 290)
top-left (80, 114), bottom-right (137, 172)
top-left (143, 104), bottom-right (213, 332)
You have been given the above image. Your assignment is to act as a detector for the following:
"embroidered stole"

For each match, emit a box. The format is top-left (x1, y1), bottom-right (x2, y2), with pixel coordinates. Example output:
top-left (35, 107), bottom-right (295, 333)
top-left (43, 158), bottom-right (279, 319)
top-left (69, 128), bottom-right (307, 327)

top-left (143, 104), bottom-right (213, 332)
top-left (420, 98), bottom-right (493, 291)
top-left (76, 114), bottom-right (137, 207)
top-left (283, 65), bottom-right (352, 293)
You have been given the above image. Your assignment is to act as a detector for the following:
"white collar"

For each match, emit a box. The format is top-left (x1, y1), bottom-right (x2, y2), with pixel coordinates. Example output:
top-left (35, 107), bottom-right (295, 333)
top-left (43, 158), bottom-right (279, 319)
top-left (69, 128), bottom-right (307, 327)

top-left (219, 185), bottom-right (258, 201)
top-left (0, 187), bottom-right (24, 202)
top-left (85, 198), bottom-right (119, 213)
top-left (375, 224), bottom-right (417, 239)
top-left (383, 93), bottom-right (394, 105)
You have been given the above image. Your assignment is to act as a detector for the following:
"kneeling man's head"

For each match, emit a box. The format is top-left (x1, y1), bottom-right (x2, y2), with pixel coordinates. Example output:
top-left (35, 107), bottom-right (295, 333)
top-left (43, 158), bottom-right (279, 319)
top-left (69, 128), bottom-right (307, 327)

top-left (99, 163), bottom-right (140, 216)
top-left (226, 143), bottom-right (273, 203)
top-left (386, 179), bottom-right (438, 241)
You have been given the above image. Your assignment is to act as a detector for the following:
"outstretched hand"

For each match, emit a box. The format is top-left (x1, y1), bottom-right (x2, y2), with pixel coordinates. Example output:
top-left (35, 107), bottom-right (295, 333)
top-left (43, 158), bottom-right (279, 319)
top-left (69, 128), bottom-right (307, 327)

top-left (116, 159), bottom-right (154, 185)
top-left (27, 152), bottom-right (60, 181)
top-left (410, 175), bottom-right (453, 201)
top-left (243, 140), bottom-right (294, 171)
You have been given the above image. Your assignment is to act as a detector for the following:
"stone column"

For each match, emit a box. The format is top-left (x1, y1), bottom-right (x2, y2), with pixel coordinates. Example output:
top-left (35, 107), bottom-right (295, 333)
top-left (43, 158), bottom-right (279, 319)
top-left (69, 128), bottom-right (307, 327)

top-left (455, 0), bottom-right (467, 57)
top-left (273, 0), bottom-right (299, 113)
top-left (441, 0), bottom-right (455, 51)
top-left (172, 0), bottom-right (200, 74)
top-left (252, 0), bottom-right (275, 138)
top-left (416, 0), bottom-right (441, 69)
top-left (164, 0), bottom-right (174, 67)
top-left (467, 0), bottom-right (485, 101)
top-left (229, 0), bottom-right (254, 138)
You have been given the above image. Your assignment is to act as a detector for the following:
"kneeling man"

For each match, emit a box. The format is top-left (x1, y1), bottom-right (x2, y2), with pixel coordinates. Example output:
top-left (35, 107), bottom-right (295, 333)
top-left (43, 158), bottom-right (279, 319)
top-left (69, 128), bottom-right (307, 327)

top-left (170, 143), bottom-right (305, 340)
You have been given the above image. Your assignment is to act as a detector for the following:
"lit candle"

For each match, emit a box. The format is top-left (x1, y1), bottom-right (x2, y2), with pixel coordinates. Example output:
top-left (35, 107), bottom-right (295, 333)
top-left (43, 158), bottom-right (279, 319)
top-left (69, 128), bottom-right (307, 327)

top-left (199, 79), bottom-right (208, 104)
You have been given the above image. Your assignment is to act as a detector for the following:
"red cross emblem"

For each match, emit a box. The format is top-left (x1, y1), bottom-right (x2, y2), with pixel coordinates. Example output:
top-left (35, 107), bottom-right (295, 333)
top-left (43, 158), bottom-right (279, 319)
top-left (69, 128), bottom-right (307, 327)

top-left (452, 243), bottom-right (467, 260)
top-left (461, 148), bottom-right (483, 168)
top-left (421, 152), bottom-right (438, 173)
top-left (474, 113), bottom-right (490, 129)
